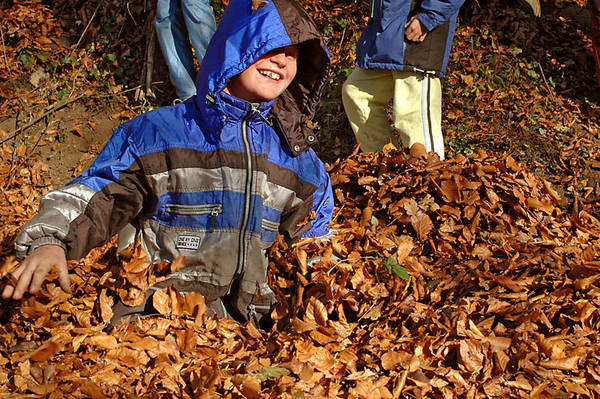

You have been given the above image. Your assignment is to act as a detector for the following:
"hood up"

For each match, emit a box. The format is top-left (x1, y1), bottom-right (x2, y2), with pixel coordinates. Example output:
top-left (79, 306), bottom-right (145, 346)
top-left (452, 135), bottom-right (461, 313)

top-left (195, 0), bottom-right (330, 156)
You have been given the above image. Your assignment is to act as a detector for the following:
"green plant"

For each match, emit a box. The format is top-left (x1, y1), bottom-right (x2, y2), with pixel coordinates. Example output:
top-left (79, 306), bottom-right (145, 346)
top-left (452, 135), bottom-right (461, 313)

top-left (448, 136), bottom-right (475, 156)
top-left (382, 257), bottom-right (409, 281)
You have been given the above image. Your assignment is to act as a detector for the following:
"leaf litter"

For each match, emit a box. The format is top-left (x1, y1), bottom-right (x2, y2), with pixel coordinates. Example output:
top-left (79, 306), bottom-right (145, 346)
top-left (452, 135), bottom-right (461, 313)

top-left (1, 0), bottom-right (600, 397)
top-left (2, 141), bottom-right (600, 398)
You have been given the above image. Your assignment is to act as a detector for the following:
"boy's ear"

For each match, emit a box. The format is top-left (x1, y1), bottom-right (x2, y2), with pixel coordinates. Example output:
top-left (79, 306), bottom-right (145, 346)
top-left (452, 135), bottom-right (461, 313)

top-left (252, 0), bottom-right (268, 11)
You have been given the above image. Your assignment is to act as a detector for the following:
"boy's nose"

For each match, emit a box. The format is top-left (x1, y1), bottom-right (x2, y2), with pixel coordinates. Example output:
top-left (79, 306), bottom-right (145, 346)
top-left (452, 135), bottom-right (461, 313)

top-left (270, 52), bottom-right (287, 67)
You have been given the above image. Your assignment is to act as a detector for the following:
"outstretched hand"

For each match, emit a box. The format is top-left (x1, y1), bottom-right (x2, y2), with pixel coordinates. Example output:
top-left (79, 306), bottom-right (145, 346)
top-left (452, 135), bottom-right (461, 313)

top-left (405, 15), bottom-right (428, 42)
top-left (2, 245), bottom-right (71, 300)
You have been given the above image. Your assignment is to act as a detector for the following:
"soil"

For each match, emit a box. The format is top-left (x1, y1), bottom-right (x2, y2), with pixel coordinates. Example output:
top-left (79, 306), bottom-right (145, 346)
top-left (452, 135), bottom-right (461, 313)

top-left (0, 101), bottom-right (120, 189)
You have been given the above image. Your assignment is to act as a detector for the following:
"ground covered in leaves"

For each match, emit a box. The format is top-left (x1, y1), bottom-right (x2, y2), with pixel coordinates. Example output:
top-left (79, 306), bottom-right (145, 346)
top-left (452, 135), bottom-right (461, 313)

top-left (2, 0), bottom-right (600, 398)
top-left (2, 142), bottom-right (600, 398)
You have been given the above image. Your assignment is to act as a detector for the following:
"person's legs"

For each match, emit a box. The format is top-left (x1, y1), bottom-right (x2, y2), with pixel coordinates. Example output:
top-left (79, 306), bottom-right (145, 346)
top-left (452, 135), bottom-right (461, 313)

top-left (589, 0), bottom-right (600, 85)
top-left (342, 67), bottom-right (397, 153)
top-left (181, 0), bottom-right (216, 67)
top-left (392, 71), bottom-right (444, 160)
top-left (155, 0), bottom-right (197, 100)
top-left (107, 281), bottom-right (234, 331)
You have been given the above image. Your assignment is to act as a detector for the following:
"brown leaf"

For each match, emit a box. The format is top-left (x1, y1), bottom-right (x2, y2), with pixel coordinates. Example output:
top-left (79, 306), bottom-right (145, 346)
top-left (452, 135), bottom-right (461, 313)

top-left (459, 339), bottom-right (484, 373)
top-left (295, 247), bottom-right (308, 275)
top-left (170, 255), bottom-right (186, 273)
top-left (85, 334), bottom-right (118, 350)
top-left (183, 291), bottom-right (207, 319)
top-left (526, 197), bottom-right (554, 214)
top-left (76, 380), bottom-right (105, 399)
top-left (539, 355), bottom-right (579, 370)
top-left (410, 213), bottom-right (433, 241)
top-left (305, 297), bottom-right (328, 326)
top-left (152, 289), bottom-right (171, 316)
top-left (98, 289), bottom-right (114, 324)
top-left (29, 340), bottom-right (62, 362)
top-left (231, 375), bottom-right (261, 398)
top-left (394, 236), bottom-right (414, 265)
top-left (381, 351), bottom-right (410, 370)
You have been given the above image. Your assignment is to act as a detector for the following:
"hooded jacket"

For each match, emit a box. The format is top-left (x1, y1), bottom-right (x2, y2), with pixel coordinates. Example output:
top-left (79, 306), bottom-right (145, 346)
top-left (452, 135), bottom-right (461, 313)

top-left (15, 0), bottom-right (333, 321)
top-left (356, 0), bottom-right (465, 77)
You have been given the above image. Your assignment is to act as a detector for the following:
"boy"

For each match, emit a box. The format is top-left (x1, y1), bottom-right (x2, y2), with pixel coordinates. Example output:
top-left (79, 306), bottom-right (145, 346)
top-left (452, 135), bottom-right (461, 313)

top-left (3, 0), bottom-right (334, 328)
top-left (342, 0), bottom-right (465, 159)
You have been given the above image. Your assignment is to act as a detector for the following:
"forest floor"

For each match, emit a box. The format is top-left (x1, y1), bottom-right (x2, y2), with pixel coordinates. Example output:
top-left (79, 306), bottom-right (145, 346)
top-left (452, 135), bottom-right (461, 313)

top-left (1, 0), bottom-right (600, 397)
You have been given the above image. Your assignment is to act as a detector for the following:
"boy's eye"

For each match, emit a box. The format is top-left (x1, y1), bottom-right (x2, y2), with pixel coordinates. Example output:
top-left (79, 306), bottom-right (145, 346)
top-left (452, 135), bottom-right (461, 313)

top-left (265, 45), bottom-right (298, 59)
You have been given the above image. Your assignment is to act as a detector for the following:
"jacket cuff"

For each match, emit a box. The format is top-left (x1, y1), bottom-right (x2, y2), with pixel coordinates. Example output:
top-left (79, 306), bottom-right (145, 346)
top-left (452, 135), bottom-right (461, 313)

top-left (417, 12), bottom-right (437, 32)
top-left (21, 237), bottom-right (67, 260)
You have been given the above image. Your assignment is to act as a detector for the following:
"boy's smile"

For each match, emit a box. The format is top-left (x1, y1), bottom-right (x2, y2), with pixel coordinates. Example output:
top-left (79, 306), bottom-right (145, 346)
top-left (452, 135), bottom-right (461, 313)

top-left (224, 45), bottom-right (298, 103)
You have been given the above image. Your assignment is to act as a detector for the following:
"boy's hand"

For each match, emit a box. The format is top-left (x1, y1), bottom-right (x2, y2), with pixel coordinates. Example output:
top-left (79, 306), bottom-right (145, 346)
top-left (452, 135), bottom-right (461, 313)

top-left (2, 245), bottom-right (71, 300)
top-left (405, 16), bottom-right (428, 42)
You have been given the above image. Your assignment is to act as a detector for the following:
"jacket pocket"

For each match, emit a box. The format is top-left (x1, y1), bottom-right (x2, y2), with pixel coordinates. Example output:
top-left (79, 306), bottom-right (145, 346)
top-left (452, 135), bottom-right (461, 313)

top-left (259, 219), bottom-right (280, 249)
top-left (165, 203), bottom-right (222, 232)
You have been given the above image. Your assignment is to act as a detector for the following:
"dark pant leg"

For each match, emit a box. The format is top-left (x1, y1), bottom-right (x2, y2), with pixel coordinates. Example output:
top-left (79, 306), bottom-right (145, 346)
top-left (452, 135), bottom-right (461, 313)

top-left (107, 290), bottom-right (157, 331)
top-left (106, 280), bottom-right (236, 331)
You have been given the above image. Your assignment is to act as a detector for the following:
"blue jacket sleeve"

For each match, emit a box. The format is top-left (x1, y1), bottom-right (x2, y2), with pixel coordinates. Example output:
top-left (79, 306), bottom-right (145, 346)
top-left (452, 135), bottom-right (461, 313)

top-left (417, 0), bottom-right (466, 32)
top-left (15, 125), bottom-right (149, 260)
top-left (302, 162), bottom-right (334, 238)
top-left (278, 156), bottom-right (334, 242)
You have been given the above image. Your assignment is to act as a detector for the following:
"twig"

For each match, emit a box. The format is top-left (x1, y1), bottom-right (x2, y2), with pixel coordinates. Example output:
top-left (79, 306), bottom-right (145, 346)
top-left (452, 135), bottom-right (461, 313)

top-left (145, 27), bottom-right (156, 99)
top-left (0, 24), bottom-right (10, 74)
top-left (140, 9), bottom-right (157, 100)
top-left (357, 298), bottom-right (380, 322)
top-left (0, 85), bottom-right (142, 147)
top-left (1, 95), bottom-right (84, 147)
top-left (70, 3), bottom-right (100, 58)
top-left (126, 2), bottom-right (139, 26)
top-left (538, 62), bottom-right (555, 101)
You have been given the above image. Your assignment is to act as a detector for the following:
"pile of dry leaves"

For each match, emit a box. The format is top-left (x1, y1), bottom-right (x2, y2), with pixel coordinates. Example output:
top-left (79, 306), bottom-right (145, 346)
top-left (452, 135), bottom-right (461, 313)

top-left (2, 141), bottom-right (600, 398)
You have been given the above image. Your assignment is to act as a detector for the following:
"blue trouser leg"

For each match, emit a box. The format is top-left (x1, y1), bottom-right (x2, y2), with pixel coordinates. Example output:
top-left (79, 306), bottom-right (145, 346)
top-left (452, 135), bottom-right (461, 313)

top-left (181, 0), bottom-right (216, 69)
top-left (155, 0), bottom-right (197, 100)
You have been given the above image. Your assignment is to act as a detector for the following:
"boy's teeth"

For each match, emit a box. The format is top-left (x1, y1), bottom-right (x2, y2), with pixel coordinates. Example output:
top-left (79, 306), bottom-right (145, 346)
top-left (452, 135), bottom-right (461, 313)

top-left (260, 70), bottom-right (280, 80)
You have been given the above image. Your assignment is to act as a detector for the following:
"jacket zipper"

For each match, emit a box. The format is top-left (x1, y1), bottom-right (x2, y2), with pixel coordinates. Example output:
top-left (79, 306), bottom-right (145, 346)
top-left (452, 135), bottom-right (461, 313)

top-left (165, 203), bottom-right (222, 232)
top-left (228, 104), bottom-right (260, 294)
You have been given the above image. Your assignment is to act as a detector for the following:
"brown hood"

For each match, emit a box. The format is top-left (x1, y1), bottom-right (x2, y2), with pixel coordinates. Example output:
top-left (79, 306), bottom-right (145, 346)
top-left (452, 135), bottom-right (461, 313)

top-left (270, 0), bottom-right (331, 156)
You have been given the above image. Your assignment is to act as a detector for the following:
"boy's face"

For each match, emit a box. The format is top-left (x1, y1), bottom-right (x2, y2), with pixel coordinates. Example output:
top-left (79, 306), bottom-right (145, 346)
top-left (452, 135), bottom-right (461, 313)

top-left (224, 45), bottom-right (298, 103)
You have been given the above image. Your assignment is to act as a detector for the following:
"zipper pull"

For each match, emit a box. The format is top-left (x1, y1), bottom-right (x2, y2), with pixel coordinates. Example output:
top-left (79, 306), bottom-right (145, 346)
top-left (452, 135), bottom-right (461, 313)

top-left (249, 103), bottom-right (272, 126)
top-left (205, 92), bottom-right (216, 104)
top-left (209, 206), bottom-right (219, 233)
top-left (248, 304), bottom-right (257, 320)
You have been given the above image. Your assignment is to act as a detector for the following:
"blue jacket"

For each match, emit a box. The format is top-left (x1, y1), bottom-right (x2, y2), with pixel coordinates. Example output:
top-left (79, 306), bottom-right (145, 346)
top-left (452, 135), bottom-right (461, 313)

top-left (356, 0), bottom-right (465, 77)
top-left (16, 0), bottom-right (333, 321)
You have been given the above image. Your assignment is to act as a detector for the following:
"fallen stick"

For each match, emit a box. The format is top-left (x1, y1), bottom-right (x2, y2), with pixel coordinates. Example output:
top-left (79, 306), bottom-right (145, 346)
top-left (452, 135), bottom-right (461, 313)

top-left (0, 25), bottom-right (10, 74)
top-left (0, 85), bottom-right (142, 146)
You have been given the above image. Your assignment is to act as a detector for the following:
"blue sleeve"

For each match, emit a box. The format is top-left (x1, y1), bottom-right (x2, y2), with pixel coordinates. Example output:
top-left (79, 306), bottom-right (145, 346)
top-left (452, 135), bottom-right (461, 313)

top-left (417, 0), bottom-right (465, 32)
top-left (302, 161), bottom-right (334, 238)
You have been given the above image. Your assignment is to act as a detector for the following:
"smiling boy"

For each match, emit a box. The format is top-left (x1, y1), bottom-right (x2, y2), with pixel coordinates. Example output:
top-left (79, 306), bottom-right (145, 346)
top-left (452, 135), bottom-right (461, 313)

top-left (4, 0), bottom-right (333, 328)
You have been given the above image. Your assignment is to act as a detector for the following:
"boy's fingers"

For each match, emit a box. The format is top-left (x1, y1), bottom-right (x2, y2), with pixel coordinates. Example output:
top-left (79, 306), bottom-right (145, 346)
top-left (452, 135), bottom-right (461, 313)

top-left (29, 262), bottom-right (53, 294)
top-left (2, 260), bottom-right (28, 299)
top-left (12, 260), bottom-right (38, 300)
top-left (57, 263), bottom-right (72, 294)
top-left (2, 284), bottom-right (14, 299)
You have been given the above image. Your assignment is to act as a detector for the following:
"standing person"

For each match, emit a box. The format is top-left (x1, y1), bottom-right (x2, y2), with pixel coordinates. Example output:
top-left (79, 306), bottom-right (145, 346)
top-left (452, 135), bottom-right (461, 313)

top-left (342, 0), bottom-right (465, 160)
top-left (3, 0), bottom-right (333, 329)
top-left (155, 0), bottom-right (217, 101)
top-left (590, 0), bottom-right (600, 85)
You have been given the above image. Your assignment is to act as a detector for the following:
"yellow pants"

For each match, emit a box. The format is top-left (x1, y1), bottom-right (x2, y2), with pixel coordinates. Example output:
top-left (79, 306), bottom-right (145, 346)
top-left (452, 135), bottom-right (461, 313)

top-left (342, 67), bottom-right (444, 159)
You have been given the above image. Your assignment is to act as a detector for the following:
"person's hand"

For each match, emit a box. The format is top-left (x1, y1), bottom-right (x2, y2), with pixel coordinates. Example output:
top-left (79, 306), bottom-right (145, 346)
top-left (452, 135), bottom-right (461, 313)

top-left (405, 15), bottom-right (428, 42)
top-left (2, 245), bottom-right (70, 300)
